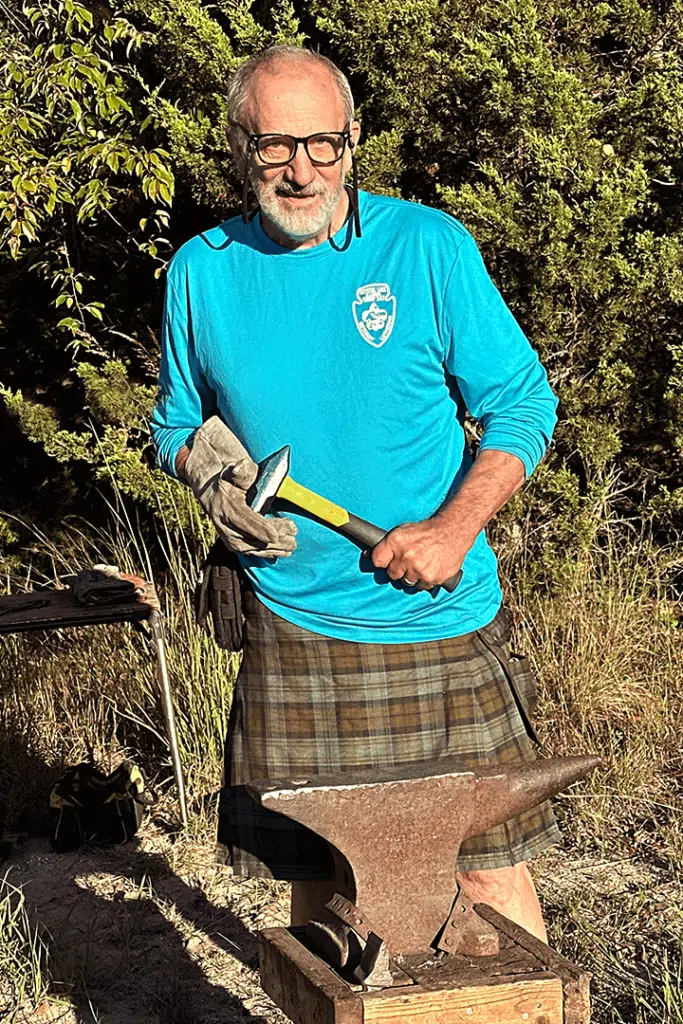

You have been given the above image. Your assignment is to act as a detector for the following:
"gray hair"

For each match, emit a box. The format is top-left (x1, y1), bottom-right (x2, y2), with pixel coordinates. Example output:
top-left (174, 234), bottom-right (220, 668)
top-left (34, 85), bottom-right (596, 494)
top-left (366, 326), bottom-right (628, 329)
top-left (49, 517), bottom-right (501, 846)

top-left (226, 45), bottom-right (355, 129)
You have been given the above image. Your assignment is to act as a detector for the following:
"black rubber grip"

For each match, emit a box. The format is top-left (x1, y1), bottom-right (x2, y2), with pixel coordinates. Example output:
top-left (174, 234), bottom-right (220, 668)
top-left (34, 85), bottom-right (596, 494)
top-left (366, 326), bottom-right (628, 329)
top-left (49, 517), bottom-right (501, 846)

top-left (441, 569), bottom-right (463, 594)
top-left (338, 515), bottom-right (463, 593)
top-left (338, 514), bottom-right (386, 549)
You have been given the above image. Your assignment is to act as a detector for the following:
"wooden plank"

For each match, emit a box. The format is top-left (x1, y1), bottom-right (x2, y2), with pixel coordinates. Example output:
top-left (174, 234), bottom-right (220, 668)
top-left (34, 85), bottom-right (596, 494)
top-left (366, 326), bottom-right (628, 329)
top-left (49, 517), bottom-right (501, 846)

top-left (361, 975), bottom-right (563, 1024)
top-left (403, 966), bottom-right (552, 991)
top-left (259, 927), bottom-right (364, 1024)
top-left (257, 914), bottom-right (587, 1024)
top-left (476, 905), bottom-right (591, 1024)
top-left (397, 938), bottom-right (549, 989)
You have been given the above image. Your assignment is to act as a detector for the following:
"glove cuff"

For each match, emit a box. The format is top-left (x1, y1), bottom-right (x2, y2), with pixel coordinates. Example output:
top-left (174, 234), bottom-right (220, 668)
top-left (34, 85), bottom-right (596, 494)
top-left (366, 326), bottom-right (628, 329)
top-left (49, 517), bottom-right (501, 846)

top-left (184, 430), bottom-right (223, 495)
top-left (184, 416), bottom-right (251, 495)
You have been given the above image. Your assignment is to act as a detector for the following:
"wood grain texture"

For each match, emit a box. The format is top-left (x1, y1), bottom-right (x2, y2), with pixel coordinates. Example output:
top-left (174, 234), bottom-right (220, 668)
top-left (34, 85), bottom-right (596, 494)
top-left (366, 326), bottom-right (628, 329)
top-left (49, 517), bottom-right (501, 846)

top-left (259, 928), bottom-right (364, 1024)
top-left (397, 933), bottom-right (549, 990)
top-left (476, 905), bottom-right (591, 1024)
top-left (360, 975), bottom-right (563, 1024)
top-left (258, 914), bottom-right (589, 1024)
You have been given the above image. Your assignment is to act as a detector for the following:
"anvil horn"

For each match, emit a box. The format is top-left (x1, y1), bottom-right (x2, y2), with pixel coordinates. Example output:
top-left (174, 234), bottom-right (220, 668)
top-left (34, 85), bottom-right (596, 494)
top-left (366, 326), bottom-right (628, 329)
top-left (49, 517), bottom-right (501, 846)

top-left (467, 755), bottom-right (602, 840)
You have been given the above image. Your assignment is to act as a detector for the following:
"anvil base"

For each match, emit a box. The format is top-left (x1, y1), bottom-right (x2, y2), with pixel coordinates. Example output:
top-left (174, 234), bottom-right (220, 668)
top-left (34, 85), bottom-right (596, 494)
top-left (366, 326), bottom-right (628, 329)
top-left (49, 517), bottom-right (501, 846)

top-left (259, 905), bottom-right (591, 1024)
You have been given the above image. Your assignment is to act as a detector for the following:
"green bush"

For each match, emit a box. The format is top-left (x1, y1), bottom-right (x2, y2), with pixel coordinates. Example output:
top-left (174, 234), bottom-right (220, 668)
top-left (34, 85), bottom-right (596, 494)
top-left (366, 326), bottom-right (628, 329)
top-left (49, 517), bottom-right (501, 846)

top-left (2, 0), bottom-right (682, 583)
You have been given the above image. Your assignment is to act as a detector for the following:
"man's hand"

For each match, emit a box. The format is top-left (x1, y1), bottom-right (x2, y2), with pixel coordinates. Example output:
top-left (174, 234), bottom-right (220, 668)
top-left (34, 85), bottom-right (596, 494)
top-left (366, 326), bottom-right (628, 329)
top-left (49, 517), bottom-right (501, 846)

top-left (183, 417), bottom-right (297, 558)
top-left (371, 519), bottom-right (466, 590)
top-left (371, 450), bottom-right (526, 590)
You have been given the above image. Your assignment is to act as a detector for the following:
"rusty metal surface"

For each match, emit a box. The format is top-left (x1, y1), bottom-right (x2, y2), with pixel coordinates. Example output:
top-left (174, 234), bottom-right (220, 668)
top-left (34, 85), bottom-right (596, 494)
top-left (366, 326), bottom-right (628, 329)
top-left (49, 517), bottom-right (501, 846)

top-left (326, 893), bottom-right (377, 942)
top-left (435, 889), bottom-right (499, 957)
top-left (248, 755), bottom-right (600, 957)
top-left (322, 894), bottom-right (394, 989)
top-left (353, 931), bottom-right (393, 989)
top-left (305, 912), bottom-right (351, 969)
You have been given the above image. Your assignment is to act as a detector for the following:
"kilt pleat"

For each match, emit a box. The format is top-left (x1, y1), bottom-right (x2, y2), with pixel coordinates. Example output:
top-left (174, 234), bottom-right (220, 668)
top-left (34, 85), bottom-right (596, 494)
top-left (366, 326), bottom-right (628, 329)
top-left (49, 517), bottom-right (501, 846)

top-left (216, 590), bottom-right (560, 879)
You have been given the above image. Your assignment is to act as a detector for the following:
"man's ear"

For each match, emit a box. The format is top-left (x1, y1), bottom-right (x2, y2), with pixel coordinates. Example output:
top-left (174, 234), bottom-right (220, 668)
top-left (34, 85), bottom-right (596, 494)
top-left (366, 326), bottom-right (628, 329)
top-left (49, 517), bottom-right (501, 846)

top-left (350, 118), bottom-right (361, 149)
top-left (227, 126), bottom-right (248, 178)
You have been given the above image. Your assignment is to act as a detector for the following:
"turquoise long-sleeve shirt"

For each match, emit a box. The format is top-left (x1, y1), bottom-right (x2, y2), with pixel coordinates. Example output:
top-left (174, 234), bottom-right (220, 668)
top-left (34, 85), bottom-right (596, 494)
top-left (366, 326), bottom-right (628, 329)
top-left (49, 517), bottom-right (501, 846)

top-left (151, 190), bottom-right (557, 642)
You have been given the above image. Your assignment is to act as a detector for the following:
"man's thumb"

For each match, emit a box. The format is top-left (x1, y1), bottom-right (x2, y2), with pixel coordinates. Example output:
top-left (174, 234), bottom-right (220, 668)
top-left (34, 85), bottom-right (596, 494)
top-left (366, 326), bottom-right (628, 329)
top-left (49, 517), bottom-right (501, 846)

top-left (370, 535), bottom-right (393, 568)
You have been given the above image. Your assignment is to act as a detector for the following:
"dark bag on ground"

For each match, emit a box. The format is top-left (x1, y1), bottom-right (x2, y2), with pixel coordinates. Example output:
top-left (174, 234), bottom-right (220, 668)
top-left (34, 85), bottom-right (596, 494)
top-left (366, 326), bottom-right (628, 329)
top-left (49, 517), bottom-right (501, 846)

top-left (50, 760), bottom-right (153, 852)
top-left (194, 539), bottom-right (245, 652)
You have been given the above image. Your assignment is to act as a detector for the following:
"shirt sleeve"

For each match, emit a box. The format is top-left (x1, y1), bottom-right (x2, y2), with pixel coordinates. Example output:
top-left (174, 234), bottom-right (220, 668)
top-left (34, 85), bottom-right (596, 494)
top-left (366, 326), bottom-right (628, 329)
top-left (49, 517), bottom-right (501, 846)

top-left (150, 268), bottom-right (217, 478)
top-left (441, 231), bottom-right (558, 478)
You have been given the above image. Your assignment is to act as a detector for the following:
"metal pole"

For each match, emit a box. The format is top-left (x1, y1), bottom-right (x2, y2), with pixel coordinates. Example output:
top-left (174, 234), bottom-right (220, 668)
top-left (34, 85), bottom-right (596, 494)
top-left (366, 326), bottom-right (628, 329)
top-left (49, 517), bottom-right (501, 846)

top-left (149, 608), bottom-right (188, 825)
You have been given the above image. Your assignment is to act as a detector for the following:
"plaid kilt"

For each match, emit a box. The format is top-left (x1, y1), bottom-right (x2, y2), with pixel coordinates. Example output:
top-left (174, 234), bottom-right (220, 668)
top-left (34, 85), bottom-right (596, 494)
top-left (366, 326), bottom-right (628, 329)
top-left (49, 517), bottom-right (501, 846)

top-left (216, 590), bottom-right (560, 879)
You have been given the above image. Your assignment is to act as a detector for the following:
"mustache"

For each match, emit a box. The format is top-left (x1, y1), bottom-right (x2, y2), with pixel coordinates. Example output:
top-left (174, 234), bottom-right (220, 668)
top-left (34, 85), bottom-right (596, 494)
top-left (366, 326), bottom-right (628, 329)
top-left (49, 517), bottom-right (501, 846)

top-left (272, 182), bottom-right (327, 198)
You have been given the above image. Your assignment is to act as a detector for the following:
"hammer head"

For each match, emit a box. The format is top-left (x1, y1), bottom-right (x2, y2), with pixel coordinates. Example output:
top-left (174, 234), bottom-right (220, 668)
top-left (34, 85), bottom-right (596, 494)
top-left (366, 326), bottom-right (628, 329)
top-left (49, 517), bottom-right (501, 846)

top-left (248, 445), bottom-right (291, 514)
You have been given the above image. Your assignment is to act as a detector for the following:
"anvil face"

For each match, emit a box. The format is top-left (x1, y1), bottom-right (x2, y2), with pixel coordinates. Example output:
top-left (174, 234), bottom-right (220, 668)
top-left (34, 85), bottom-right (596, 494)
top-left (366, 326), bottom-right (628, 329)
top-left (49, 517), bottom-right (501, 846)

top-left (247, 755), bottom-right (600, 957)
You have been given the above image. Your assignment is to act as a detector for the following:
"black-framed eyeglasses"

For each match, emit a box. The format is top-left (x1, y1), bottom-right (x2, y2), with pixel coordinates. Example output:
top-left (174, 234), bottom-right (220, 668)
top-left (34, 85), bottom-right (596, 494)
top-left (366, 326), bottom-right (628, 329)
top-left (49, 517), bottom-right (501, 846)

top-left (230, 121), bottom-right (352, 167)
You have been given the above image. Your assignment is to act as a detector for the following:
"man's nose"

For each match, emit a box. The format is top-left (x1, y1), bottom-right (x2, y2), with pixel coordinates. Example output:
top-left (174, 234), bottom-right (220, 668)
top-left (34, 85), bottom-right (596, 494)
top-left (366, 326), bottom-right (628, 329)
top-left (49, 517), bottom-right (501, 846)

top-left (283, 142), bottom-right (316, 186)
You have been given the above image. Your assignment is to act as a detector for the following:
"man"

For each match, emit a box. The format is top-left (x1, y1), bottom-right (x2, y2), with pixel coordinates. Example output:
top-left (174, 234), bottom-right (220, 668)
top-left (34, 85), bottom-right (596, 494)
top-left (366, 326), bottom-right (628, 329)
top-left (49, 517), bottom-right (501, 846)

top-left (151, 45), bottom-right (560, 942)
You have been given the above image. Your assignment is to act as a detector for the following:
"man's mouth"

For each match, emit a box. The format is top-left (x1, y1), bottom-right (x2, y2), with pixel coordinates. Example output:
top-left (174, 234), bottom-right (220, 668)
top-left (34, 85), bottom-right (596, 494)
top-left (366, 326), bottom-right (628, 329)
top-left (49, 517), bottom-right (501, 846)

top-left (277, 192), bottom-right (319, 202)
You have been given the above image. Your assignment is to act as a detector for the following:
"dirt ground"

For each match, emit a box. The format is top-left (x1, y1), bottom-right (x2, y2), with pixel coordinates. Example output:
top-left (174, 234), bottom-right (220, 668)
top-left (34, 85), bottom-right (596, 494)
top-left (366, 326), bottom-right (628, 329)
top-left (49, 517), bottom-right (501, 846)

top-left (2, 815), bottom-right (679, 1024)
top-left (3, 813), bottom-right (291, 1024)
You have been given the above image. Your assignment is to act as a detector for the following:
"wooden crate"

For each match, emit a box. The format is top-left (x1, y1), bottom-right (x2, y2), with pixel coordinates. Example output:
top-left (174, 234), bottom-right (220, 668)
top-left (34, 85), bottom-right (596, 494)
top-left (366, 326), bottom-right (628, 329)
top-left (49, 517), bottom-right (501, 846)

top-left (258, 906), bottom-right (590, 1024)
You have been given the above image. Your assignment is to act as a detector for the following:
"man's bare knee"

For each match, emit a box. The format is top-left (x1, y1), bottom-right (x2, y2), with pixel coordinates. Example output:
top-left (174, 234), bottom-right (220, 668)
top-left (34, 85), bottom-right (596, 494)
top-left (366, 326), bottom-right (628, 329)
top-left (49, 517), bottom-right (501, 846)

top-left (456, 862), bottom-right (531, 902)
top-left (456, 862), bottom-right (547, 942)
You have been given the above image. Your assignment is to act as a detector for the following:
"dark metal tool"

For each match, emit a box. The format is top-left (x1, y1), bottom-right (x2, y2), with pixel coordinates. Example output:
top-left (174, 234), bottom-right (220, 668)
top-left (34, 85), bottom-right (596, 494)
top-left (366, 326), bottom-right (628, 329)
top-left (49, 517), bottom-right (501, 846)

top-left (148, 609), bottom-right (188, 825)
top-left (247, 754), bottom-right (600, 960)
top-left (246, 445), bottom-right (463, 593)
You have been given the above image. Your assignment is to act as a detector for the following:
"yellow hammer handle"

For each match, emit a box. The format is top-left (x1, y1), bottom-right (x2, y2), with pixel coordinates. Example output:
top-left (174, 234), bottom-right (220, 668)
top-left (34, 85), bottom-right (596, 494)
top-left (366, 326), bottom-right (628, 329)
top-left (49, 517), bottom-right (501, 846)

top-left (278, 476), bottom-right (350, 527)
top-left (277, 474), bottom-right (462, 593)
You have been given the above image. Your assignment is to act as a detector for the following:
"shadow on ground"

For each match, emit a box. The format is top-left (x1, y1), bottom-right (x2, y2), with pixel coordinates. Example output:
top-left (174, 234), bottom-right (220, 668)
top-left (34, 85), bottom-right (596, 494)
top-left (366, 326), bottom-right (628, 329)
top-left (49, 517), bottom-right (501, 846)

top-left (7, 834), bottom-right (287, 1024)
top-left (0, 717), bottom-right (288, 1024)
top-left (0, 720), bottom-right (64, 838)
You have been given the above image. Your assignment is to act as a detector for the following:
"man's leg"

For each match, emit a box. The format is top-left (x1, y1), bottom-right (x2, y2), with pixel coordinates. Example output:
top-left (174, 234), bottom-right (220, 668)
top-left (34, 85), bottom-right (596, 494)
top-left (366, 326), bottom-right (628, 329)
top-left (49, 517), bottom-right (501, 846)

top-left (291, 867), bottom-right (546, 942)
top-left (456, 862), bottom-right (547, 942)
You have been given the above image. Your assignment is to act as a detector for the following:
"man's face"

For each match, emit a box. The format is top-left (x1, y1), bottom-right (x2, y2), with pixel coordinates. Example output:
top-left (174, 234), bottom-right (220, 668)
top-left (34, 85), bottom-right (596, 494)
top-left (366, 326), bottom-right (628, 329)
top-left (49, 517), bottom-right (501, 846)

top-left (238, 66), bottom-right (358, 243)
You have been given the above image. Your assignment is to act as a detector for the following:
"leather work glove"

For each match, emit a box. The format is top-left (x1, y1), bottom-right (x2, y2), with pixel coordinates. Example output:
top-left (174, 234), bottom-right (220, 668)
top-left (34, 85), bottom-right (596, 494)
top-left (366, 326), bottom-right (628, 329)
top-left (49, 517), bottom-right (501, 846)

top-left (184, 417), bottom-right (297, 557)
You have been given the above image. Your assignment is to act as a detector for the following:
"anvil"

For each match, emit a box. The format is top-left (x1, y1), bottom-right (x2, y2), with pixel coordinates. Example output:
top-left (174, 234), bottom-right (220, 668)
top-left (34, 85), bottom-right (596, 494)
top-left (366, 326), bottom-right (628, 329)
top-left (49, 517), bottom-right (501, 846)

top-left (247, 755), bottom-right (599, 965)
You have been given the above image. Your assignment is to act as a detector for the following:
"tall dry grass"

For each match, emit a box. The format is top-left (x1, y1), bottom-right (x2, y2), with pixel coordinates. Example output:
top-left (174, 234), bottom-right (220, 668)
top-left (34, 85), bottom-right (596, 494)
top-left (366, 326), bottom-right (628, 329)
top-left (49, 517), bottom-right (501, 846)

top-left (502, 533), bottom-right (683, 1022)
top-left (506, 535), bottom-right (683, 863)
top-left (0, 873), bottom-right (52, 1020)
top-left (2, 506), bottom-right (681, 849)
top-left (0, 502), bottom-right (237, 830)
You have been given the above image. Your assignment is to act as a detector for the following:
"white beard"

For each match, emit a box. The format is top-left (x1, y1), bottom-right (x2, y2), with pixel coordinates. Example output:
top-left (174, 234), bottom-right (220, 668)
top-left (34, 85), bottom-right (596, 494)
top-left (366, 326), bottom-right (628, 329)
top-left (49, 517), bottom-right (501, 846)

top-left (253, 173), bottom-right (346, 242)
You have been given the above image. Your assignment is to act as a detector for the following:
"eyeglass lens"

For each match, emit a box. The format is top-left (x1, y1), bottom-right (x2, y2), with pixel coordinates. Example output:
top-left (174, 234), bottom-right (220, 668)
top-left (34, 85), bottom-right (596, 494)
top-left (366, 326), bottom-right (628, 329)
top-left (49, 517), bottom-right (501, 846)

top-left (257, 133), bottom-right (347, 166)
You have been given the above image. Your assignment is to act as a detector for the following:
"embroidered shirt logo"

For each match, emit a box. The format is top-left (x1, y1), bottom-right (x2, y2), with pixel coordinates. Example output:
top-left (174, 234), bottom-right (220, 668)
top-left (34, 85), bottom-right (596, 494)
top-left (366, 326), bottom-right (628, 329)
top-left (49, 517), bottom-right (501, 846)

top-left (352, 283), bottom-right (396, 348)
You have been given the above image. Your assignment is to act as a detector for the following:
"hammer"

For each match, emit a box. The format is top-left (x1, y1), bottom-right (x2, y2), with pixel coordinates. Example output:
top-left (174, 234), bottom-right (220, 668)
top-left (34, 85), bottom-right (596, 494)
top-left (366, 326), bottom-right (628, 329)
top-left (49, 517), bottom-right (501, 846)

top-left (240, 445), bottom-right (462, 593)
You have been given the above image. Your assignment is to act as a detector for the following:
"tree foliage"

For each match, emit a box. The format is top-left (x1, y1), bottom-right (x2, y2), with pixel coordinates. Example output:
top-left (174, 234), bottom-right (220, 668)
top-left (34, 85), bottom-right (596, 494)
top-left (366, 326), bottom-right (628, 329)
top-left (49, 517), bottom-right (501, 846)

top-left (1, 0), bottom-right (682, 582)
